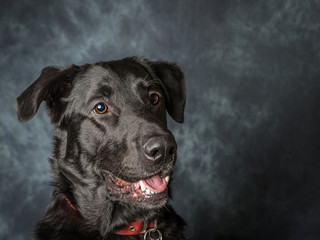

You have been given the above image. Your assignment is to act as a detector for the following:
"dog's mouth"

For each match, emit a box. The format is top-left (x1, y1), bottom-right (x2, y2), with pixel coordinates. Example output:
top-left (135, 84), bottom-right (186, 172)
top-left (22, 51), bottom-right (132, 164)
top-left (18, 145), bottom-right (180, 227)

top-left (103, 171), bottom-right (170, 201)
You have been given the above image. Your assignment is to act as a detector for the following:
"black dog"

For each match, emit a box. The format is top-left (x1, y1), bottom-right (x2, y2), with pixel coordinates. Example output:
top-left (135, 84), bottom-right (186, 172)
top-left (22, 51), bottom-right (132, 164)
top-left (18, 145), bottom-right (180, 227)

top-left (16, 57), bottom-right (187, 239)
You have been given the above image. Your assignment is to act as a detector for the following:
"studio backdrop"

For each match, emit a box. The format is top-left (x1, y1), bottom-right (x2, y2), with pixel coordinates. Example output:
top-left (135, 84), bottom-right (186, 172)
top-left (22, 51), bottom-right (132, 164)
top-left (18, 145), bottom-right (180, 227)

top-left (1, 1), bottom-right (320, 239)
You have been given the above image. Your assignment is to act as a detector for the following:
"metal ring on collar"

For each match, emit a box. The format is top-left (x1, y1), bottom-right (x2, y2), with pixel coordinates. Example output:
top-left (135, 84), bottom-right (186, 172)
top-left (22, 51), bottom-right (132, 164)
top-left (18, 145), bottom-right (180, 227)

top-left (144, 228), bottom-right (163, 240)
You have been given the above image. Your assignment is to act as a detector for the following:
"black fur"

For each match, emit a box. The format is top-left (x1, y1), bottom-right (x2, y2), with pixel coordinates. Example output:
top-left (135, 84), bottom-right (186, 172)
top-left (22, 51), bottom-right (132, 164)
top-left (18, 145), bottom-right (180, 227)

top-left (16, 57), bottom-right (187, 239)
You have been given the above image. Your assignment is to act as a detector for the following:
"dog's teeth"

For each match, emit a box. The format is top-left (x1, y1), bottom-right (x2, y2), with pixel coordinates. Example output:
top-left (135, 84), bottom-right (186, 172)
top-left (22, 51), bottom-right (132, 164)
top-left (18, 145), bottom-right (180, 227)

top-left (151, 191), bottom-right (155, 194)
top-left (165, 176), bottom-right (170, 184)
top-left (134, 182), bottom-right (140, 189)
top-left (140, 180), bottom-right (146, 192)
top-left (146, 188), bottom-right (151, 195)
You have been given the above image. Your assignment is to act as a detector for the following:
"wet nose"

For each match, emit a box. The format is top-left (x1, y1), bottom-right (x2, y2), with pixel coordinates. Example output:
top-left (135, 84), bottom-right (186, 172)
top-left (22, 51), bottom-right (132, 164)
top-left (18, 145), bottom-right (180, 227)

top-left (143, 136), bottom-right (177, 162)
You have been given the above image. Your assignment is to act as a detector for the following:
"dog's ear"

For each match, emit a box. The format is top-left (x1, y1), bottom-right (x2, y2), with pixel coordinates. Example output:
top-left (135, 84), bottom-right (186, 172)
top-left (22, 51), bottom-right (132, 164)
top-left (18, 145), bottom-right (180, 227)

top-left (147, 60), bottom-right (186, 123)
top-left (16, 65), bottom-right (78, 123)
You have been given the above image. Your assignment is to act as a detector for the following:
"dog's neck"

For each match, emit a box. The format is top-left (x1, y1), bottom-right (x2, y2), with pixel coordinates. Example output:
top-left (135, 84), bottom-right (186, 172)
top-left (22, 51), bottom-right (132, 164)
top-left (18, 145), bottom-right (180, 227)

top-left (35, 187), bottom-right (187, 239)
top-left (64, 195), bottom-right (158, 236)
top-left (42, 187), bottom-right (161, 237)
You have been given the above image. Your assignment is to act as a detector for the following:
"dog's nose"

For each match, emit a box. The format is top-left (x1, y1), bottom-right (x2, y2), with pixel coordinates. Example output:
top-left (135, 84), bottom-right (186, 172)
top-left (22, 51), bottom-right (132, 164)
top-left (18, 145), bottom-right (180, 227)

top-left (143, 136), bottom-right (177, 162)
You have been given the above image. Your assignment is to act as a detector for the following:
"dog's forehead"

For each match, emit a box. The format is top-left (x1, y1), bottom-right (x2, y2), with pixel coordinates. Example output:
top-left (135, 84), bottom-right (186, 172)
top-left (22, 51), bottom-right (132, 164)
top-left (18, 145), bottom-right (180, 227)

top-left (68, 61), bottom-right (155, 109)
top-left (84, 61), bottom-right (150, 87)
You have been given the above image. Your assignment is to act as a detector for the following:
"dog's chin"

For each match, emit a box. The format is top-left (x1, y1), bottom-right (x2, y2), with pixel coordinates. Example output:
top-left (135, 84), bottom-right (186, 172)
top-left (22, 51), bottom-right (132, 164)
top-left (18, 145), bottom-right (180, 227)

top-left (102, 171), bottom-right (170, 209)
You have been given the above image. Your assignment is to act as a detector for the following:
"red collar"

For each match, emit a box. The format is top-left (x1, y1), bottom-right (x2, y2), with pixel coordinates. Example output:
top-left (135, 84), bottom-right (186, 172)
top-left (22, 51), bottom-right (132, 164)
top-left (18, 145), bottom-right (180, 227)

top-left (65, 196), bottom-right (157, 236)
top-left (65, 196), bottom-right (77, 211)
top-left (116, 219), bottom-right (156, 235)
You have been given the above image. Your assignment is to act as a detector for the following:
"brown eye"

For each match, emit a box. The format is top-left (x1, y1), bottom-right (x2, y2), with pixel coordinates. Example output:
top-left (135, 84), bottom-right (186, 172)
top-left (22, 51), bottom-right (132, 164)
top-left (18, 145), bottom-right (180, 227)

top-left (150, 93), bottom-right (160, 105)
top-left (94, 102), bottom-right (108, 114)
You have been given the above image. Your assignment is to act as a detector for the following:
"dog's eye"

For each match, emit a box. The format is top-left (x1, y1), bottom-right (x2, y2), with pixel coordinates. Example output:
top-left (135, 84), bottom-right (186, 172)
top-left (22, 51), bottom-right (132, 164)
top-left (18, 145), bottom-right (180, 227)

top-left (94, 102), bottom-right (108, 114)
top-left (150, 93), bottom-right (160, 105)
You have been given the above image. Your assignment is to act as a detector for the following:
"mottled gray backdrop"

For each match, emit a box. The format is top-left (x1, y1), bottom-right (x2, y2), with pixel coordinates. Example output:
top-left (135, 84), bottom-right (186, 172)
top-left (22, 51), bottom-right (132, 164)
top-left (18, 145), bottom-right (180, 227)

top-left (1, 1), bottom-right (320, 239)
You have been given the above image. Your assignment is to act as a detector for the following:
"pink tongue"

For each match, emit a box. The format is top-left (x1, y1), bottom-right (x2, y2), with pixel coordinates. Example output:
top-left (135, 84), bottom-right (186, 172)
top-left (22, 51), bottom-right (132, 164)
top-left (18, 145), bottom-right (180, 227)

top-left (143, 174), bottom-right (167, 193)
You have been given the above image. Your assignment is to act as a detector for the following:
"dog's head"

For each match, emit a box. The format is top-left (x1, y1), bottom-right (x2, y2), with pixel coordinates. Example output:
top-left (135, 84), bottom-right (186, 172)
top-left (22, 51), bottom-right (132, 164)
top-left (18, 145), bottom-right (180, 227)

top-left (16, 57), bottom-right (185, 215)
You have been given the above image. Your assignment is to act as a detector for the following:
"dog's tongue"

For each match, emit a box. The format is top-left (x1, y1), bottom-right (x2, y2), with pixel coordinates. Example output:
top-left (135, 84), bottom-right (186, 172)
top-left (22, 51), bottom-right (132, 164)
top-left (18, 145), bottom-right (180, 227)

top-left (143, 174), bottom-right (167, 193)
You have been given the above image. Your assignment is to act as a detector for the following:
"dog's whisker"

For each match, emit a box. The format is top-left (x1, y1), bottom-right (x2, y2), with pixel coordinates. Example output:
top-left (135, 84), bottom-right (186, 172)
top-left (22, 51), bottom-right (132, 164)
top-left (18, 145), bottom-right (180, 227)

top-left (163, 204), bottom-right (171, 212)
top-left (143, 73), bottom-right (150, 81)
top-left (116, 165), bottom-right (126, 179)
